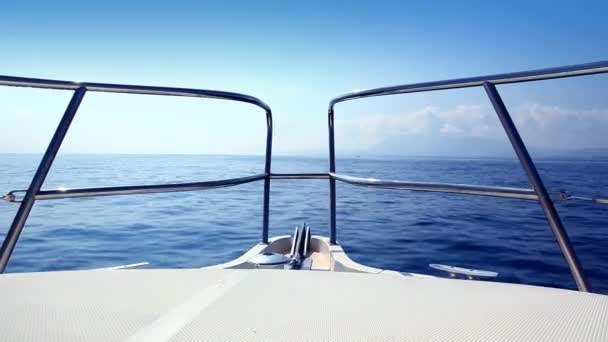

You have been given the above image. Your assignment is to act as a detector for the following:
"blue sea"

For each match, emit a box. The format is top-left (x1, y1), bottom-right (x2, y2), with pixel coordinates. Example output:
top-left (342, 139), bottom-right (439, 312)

top-left (1, 154), bottom-right (607, 293)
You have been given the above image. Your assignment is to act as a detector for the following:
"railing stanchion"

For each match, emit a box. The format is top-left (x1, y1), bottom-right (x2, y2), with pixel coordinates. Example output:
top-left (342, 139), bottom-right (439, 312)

top-left (0, 87), bottom-right (87, 273)
top-left (262, 110), bottom-right (273, 244)
top-left (328, 108), bottom-right (337, 244)
top-left (483, 82), bottom-right (590, 292)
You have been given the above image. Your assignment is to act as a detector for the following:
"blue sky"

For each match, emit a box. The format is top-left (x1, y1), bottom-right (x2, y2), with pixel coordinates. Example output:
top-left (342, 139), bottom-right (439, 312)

top-left (1, 0), bottom-right (607, 157)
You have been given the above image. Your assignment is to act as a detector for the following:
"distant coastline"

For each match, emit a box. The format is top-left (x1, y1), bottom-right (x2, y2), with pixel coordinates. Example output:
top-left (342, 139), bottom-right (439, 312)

top-left (2, 151), bottom-right (608, 162)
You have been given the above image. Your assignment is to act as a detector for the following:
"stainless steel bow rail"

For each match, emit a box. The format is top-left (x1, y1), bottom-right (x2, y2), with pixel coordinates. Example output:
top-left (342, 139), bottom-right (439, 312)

top-left (328, 61), bottom-right (608, 293)
top-left (1, 61), bottom-right (607, 292)
top-left (0, 77), bottom-right (274, 273)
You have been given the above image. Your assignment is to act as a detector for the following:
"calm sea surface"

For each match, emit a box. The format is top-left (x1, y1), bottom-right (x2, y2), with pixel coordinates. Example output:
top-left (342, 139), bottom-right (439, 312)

top-left (1, 154), bottom-right (607, 293)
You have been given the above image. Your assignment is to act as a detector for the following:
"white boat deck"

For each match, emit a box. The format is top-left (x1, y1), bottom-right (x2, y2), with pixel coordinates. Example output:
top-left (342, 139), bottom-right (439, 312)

top-left (1, 268), bottom-right (606, 341)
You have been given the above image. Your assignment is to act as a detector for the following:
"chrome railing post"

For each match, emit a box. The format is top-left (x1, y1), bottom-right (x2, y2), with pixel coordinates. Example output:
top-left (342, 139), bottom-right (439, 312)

top-left (0, 87), bottom-right (87, 273)
top-left (328, 108), bottom-right (337, 244)
top-left (483, 82), bottom-right (590, 292)
top-left (262, 109), bottom-right (273, 244)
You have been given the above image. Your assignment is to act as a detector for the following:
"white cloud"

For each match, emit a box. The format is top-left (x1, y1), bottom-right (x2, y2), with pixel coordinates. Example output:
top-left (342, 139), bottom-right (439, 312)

top-left (336, 106), bottom-right (437, 149)
top-left (335, 103), bottom-right (608, 154)
top-left (439, 123), bottom-right (464, 135)
top-left (513, 103), bottom-right (608, 149)
top-left (436, 104), bottom-right (499, 138)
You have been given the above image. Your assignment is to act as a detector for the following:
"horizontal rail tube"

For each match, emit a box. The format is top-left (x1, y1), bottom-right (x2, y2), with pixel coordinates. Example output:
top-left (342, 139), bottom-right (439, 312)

top-left (0, 75), bottom-right (271, 112)
top-left (331, 173), bottom-right (538, 200)
top-left (29, 174), bottom-right (267, 200)
top-left (1, 172), bottom-right (544, 201)
top-left (330, 61), bottom-right (608, 107)
top-left (270, 173), bottom-right (330, 180)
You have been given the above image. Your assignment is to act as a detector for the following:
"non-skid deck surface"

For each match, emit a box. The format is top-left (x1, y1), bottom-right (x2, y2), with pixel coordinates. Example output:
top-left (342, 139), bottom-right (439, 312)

top-left (1, 269), bottom-right (607, 341)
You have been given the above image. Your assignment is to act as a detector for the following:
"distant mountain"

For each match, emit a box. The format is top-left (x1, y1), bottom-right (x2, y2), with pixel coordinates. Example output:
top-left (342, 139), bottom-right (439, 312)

top-left (358, 134), bottom-right (515, 158)
top-left (340, 135), bottom-right (608, 160)
top-left (530, 147), bottom-right (608, 159)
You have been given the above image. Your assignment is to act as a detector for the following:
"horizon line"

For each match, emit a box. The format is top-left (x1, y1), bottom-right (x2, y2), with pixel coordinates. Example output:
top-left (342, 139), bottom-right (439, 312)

top-left (1, 151), bottom-right (606, 161)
